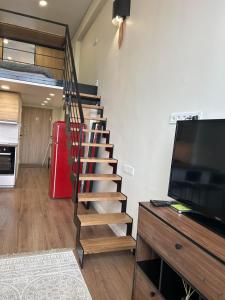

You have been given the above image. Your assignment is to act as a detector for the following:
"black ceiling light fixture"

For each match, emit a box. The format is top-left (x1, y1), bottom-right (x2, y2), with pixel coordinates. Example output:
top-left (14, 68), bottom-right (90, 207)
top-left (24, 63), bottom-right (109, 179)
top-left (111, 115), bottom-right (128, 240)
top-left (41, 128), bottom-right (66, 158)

top-left (112, 0), bottom-right (131, 27)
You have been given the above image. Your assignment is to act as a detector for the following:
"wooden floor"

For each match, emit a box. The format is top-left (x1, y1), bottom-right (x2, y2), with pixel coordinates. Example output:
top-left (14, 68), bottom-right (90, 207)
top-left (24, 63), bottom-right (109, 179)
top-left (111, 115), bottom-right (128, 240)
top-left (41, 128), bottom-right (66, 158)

top-left (0, 167), bottom-right (134, 300)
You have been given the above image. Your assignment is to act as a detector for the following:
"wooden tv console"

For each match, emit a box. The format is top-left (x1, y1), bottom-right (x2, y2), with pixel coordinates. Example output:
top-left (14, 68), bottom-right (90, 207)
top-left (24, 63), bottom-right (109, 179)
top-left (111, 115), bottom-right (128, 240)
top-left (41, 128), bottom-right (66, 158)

top-left (132, 203), bottom-right (225, 300)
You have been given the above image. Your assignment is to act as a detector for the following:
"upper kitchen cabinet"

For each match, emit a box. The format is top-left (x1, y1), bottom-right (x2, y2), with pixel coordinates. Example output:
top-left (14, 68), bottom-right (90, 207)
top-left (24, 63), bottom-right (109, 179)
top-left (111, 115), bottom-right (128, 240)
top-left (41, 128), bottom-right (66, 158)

top-left (0, 91), bottom-right (22, 123)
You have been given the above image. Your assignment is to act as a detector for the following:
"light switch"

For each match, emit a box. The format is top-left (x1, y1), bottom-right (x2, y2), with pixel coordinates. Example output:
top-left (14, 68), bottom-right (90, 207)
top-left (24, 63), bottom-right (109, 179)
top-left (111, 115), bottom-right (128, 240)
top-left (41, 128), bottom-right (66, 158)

top-left (122, 164), bottom-right (135, 176)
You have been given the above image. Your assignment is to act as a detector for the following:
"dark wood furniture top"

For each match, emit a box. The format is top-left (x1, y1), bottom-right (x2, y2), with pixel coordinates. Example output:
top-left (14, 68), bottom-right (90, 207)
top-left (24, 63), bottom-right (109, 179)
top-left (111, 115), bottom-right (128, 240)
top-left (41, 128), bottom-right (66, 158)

top-left (132, 202), bottom-right (225, 300)
top-left (141, 202), bottom-right (225, 264)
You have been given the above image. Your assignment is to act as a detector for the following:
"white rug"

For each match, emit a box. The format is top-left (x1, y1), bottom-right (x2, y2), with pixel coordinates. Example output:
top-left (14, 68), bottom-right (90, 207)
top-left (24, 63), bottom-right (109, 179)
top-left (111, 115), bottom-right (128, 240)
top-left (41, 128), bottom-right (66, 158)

top-left (0, 249), bottom-right (92, 300)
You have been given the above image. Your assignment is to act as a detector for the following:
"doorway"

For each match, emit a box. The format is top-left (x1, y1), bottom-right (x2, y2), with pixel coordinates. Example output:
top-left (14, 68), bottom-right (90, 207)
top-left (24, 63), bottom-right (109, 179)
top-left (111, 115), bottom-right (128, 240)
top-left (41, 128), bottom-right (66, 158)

top-left (20, 107), bottom-right (52, 166)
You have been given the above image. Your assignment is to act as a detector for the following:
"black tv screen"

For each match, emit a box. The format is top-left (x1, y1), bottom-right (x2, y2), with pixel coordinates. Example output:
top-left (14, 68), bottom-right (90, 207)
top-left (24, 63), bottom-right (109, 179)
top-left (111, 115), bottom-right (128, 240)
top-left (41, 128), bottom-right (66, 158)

top-left (168, 119), bottom-right (225, 224)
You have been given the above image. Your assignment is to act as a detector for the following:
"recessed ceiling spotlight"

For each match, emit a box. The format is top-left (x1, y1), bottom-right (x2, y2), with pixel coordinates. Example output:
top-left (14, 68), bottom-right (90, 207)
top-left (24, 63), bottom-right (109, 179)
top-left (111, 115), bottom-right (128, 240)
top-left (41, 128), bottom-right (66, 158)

top-left (44, 100), bottom-right (48, 103)
top-left (41, 103), bottom-right (45, 106)
top-left (3, 39), bottom-right (8, 44)
top-left (7, 56), bottom-right (12, 60)
top-left (49, 93), bottom-right (55, 97)
top-left (46, 97), bottom-right (51, 101)
top-left (1, 85), bottom-right (10, 90)
top-left (39, 0), bottom-right (48, 7)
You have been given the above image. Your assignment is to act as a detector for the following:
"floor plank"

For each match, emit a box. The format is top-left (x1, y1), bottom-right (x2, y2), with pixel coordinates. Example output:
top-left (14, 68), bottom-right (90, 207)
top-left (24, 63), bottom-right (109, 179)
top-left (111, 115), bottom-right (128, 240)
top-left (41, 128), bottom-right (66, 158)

top-left (0, 167), bottom-right (134, 300)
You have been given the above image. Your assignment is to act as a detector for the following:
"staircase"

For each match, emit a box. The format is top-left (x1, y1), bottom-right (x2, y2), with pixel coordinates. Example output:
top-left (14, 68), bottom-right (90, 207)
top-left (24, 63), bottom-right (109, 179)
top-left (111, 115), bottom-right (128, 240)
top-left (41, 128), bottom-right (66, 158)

top-left (63, 28), bottom-right (136, 268)
top-left (71, 101), bottom-right (136, 267)
top-left (0, 8), bottom-right (135, 268)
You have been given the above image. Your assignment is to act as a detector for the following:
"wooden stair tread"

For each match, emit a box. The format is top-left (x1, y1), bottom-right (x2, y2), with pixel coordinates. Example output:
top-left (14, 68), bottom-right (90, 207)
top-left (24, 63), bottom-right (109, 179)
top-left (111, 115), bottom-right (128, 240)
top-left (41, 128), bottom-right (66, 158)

top-left (80, 158), bottom-right (117, 163)
top-left (78, 192), bottom-right (126, 202)
top-left (71, 128), bottom-right (110, 135)
top-left (71, 116), bottom-right (107, 122)
top-left (78, 213), bottom-right (132, 226)
top-left (79, 93), bottom-right (101, 100)
top-left (79, 174), bottom-right (121, 181)
top-left (73, 142), bottom-right (113, 148)
top-left (73, 104), bottom-right (104, 110)
top-left (65, 91), bottom-right (101, 100)
top-left (84, 116), bottom-right (106, 121)
top-left (80, 236), bottom-right (136, 255)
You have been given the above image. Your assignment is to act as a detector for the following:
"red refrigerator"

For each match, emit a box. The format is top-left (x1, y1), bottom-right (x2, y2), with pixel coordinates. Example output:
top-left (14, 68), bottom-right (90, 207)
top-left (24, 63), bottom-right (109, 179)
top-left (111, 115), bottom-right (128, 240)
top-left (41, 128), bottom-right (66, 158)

top-left (49, 121), bottom-right (72, 199)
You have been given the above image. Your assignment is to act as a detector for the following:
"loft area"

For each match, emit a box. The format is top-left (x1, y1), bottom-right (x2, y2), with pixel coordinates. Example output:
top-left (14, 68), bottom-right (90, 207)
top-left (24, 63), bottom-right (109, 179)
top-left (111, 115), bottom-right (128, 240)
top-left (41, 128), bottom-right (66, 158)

top-left (0, 8), bottom-right (66, 88)
top-left (0, 20), bottom-right (98, 94)
top-left (0, 21), bottom-right (65, 87)
top-left (0, 21), bottom-right (65, 49)
top-left (0, 38), bottom-right (64, 86)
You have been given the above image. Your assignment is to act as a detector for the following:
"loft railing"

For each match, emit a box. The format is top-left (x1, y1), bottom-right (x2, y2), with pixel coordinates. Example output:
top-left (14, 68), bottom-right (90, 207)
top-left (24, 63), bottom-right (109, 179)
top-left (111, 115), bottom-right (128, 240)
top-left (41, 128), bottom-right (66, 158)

top-left (0, 8), bottom-right (84, 210)
top-left (0, 43), bottom-right (64, 86)
top-left (64, 25), bottom-right (84, 217)
top-left (0, 44), bottom-right (64, 69)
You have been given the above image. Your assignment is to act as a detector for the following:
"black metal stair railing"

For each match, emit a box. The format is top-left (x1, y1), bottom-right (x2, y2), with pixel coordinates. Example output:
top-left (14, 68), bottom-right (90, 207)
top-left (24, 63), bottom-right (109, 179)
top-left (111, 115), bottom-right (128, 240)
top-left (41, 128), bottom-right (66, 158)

top-left (64, 26), bottom-right (85, 216)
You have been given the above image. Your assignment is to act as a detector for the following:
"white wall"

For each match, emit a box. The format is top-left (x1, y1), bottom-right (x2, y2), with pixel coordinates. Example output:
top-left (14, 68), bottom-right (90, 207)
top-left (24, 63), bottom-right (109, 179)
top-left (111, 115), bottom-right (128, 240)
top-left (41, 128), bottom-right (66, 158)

top-left (72, 0), bottom-right (107, 79)
top-left (78, 0), bottom-right (225, 236)
top-left (52, 107), bottom-right (64, 126)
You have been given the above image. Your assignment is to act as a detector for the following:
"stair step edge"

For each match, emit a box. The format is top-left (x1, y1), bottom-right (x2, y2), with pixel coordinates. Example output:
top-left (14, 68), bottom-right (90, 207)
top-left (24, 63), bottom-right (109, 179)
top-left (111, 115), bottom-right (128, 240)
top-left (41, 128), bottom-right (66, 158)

top-left (73, 142), bottom-right (113, 148)
top-left (78, 192), bottom-right (127, 202)
top-left (79, 174), bottom-right (122, 181)
top-left (73, 104), bottom-right (104, 110)
top-left (65, 92), bottom-right (101, 100)
top-left (80, 158), bottom-right (117, 163)
top-left (71, 117), bottom-right (107, 121)
top-left (80, 236), bottom-right (136, 255)
top-left (71, 128), bottom-right (110, 134)
top-left (78, 213), bottom-right (132, 226)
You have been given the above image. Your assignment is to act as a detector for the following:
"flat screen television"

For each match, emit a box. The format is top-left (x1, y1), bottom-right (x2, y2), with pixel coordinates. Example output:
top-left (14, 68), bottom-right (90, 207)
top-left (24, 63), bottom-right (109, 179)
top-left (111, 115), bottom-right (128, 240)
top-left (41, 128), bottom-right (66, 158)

top-left (168, 119), bottom-right (225, 227)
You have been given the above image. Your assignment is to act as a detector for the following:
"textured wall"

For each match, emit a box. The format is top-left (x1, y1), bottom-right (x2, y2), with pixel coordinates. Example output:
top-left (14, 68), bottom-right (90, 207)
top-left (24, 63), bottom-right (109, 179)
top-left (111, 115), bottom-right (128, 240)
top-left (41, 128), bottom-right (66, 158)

top-left (78, 0), bottom-right (225, 236)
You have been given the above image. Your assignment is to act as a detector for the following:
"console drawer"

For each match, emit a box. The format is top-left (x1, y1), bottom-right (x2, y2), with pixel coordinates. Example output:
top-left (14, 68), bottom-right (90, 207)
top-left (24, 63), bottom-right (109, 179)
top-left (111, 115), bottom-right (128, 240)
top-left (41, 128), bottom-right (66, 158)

top-left (138, 206), bottom-right (225, 300)
top-left (133, 265), bottom-right (164, 300)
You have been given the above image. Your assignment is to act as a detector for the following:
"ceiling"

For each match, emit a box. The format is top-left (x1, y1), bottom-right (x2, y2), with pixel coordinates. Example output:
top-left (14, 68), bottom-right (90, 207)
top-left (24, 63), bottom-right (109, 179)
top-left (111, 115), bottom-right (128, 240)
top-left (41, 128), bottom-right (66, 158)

top-left (0, 78), bottom-right (64, 109)
top-left (0, 0), bottom-right (92, 36)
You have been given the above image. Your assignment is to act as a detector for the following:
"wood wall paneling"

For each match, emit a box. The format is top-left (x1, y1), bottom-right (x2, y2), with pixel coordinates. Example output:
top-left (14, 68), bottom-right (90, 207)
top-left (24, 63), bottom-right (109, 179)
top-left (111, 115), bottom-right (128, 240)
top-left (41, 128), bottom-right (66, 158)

top-left (35, 46), bottom-right (65, 80)
top-left (20, 107), bottom-right (52, 165)
top-left (0, 91), bottom-right (21, 122)
top-left (0, 22), bottom-right (65, 49)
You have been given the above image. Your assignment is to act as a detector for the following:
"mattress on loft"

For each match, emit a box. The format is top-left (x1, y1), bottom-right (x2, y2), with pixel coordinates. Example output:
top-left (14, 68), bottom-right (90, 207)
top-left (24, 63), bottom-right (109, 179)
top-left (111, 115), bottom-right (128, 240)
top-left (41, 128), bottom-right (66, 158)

top-left (0, 61), bottom-right (62, 87)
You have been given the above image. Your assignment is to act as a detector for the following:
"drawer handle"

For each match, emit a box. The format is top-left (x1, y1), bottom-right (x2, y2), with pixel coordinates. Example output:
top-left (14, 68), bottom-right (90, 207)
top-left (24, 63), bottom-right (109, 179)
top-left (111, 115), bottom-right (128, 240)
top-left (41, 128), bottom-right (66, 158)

top-left (150, 291), bottom-right (156, 297)
top-left (175, 243), bottom-right (183, 250)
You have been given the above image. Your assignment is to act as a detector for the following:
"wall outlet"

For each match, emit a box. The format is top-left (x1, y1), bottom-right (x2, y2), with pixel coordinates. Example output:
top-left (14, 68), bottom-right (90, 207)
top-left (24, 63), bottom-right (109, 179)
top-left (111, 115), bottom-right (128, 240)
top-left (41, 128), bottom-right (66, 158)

top-left (170, 111), bottom-right (203, 124)
top-left (122, 164), bottom-right (135, 176)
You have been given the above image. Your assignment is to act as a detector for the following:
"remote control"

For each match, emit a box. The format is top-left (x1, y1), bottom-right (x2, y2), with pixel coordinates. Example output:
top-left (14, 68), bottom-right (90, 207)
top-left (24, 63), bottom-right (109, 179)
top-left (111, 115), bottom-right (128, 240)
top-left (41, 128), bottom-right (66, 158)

top-left (150, 200), bottom-right (176, 207)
